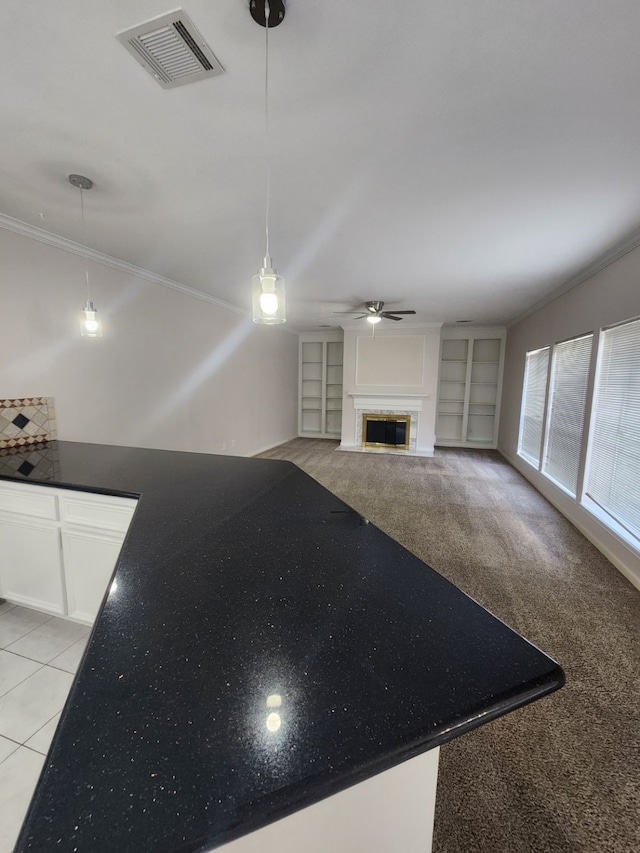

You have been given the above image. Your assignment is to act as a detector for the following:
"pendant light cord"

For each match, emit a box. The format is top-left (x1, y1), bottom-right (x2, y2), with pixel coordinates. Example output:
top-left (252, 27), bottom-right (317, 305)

top-left (79, 187), bottom-right (90, 301)
top-left (264, 0), bottom-right (271, 262)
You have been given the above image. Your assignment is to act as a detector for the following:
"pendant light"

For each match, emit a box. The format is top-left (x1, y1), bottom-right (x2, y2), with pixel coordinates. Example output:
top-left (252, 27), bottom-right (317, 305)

top-left (69, 174), bottom-right (102, 337)
top-left (251, 0), bottom-right (286, 324)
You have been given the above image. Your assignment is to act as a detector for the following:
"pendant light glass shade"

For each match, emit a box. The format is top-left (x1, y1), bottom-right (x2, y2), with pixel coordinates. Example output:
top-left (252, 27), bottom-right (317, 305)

top-left (252, 256), bottom-right (285, 324)
top-left (80, 299), bottom-right (102, 337)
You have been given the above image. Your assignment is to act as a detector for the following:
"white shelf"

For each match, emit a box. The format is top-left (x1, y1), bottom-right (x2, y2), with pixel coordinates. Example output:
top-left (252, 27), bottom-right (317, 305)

top-left (436, 330), bottom-right (505, 449)
top-left (299, 334), bottom-right (344, 438)
top-left (441, 339), bottom-right (469, 361)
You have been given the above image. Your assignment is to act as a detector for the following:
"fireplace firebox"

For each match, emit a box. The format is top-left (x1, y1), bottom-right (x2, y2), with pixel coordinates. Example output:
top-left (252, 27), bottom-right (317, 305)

top-left (362, 414), bottom-right (410, 450)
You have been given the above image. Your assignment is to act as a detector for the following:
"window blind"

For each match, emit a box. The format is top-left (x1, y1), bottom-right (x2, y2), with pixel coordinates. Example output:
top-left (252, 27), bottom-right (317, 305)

top-left (542, 334), bottom-right (593, 496)
top-left (585, 318), bottom-right (640, 542)
top-left (517, 347), bottom-right (549, 466)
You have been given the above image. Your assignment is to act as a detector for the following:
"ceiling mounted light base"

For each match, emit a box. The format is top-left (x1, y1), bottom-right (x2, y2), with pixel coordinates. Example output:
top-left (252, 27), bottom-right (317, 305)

top-left (68, 174), bottom-right (93, 191)
top-left (250, 0), bottom-right (286, 28)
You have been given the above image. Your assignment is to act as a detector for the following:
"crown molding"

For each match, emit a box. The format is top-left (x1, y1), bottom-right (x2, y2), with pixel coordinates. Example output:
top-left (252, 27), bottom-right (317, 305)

top-left (0, 212), bottom-right (246, 316)
top-left (509, 230), bottom-right (640, 328)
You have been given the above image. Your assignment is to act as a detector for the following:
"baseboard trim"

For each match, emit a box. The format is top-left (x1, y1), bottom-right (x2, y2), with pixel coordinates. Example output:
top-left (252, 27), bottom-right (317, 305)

top-left (249, 436), bottom-right (299, 457)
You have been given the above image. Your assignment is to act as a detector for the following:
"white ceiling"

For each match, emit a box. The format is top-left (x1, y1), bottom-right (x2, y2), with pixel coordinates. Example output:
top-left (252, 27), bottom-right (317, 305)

top-left (2, 0), bottom-right (640, 331)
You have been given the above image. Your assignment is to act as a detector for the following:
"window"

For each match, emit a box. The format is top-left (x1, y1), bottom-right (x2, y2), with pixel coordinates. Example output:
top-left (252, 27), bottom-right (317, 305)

top-left (584, 317), bottom-right (640, 544)
top-left (517, 347), bottom-right (549, 466)
top-left (542, 334), bottom-right (593, 497)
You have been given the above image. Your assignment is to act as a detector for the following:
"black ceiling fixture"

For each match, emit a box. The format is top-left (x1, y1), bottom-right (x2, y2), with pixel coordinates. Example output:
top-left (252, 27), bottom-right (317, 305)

top-left (249, 0), bottom-right (286, 28)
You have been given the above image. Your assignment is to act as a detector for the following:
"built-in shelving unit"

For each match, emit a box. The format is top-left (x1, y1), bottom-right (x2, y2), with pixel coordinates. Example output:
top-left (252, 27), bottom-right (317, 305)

top-left (299, 332), bottom-right (344, 438)
top-left (436, 329), bottom-right (505, 448)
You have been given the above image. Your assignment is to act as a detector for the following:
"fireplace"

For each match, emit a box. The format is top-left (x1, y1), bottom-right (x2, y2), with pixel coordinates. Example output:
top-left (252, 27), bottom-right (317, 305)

top-left (343, 393), bottom-right (432, 456)
top-left (362, 414), bottom-right (410, 450)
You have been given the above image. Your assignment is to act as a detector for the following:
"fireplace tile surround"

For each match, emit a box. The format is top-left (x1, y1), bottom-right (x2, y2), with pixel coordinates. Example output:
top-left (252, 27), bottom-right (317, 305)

top-left (341, 394), bottom-right (431, 457)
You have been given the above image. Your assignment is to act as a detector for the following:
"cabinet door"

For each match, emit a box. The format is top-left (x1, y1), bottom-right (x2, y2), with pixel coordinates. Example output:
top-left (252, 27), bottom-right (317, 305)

top-left (0, 516), bottom-right (65, 615)
top-left (62, 528), bottom-right (125, 624)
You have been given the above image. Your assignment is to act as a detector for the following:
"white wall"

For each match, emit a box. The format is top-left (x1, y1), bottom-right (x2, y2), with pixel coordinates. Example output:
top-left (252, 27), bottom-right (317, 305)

top-left (340, 324), bottom-right (442, 456)
top-left (499, 244), bottom-right (640, 590)
top-left (0, 228), bottom-right (298, 457)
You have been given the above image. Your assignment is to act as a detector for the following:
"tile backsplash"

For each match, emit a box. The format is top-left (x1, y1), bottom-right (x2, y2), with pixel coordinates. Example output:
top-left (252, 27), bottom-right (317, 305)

top-left (0, 397), bottom-right (57, 450)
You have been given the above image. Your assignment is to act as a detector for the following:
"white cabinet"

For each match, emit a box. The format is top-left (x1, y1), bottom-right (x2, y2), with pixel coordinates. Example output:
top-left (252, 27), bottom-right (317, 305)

top-left (62, 528), bottom-right (125, 623)
top-left (220, 747), bottom-right (439, 853)
top-left (0, 481), bottom-right (64, 615)
top-left (0, 481), bottom-right (137, 625)
top-left (0, 481), bottom-right (58, 520)
top-left (0, 516), bottom-right (65, 615)
top-left (59, 490), bottom-right (136, 623)
top-left (435, 329), bottom-right (505, 448)
top-left (299, 332), bottom-right (344, 438)
top-left (58, 491), bottom-right (136, 533)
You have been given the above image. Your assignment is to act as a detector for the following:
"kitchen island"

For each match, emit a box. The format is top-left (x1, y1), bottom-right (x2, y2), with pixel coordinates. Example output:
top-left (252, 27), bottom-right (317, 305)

top-left (0, 441), bottom-right (564, 852)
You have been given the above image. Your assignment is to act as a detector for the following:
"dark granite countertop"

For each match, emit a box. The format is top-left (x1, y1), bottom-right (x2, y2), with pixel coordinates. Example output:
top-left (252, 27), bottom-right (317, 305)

top-left (1, 441), bottom-right (564, 852)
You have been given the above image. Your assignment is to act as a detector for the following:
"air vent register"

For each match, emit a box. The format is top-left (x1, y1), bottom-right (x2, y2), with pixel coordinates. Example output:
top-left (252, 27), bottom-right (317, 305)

top-left (116, 9), bottom-right (224, 89)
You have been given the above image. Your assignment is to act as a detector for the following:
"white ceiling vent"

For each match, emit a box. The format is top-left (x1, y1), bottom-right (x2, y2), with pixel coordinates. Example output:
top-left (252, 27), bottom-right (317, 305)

top-left (116, 9), bottom-right (224, 89)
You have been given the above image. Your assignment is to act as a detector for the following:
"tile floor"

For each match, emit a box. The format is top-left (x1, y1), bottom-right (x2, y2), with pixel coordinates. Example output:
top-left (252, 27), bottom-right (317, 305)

top-left (0, 600), bottom-right (88, 853)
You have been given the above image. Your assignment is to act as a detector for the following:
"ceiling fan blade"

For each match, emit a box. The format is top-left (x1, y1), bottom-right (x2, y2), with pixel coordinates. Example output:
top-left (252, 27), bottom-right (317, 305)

top-left (384, 310), bottom-right (416, 315)
top-left (381, 313), bottom-right (403, 321)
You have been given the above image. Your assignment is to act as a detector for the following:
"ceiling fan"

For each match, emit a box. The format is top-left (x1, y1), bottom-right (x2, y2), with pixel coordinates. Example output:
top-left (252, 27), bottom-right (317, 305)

top-left (338, 300), bottom-right (417, 324)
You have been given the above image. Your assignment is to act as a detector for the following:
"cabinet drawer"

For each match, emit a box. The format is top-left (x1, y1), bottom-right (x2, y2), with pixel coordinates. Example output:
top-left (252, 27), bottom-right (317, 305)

top-left (0, 481), bottom-right (58, 520)
top-left (59, 492), bottom-right (137, 533)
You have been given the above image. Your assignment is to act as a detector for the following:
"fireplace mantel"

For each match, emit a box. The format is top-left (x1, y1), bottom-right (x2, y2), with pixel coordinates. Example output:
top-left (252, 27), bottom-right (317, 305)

top-left (348, 393), bottom-right (430, 412)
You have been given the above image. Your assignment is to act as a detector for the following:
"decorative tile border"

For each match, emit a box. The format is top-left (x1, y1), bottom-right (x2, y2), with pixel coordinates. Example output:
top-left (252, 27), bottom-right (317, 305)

top-left (0, 397), bottom-right (56, 449)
